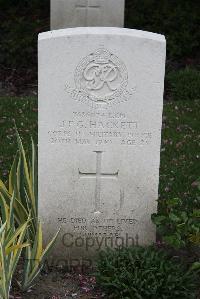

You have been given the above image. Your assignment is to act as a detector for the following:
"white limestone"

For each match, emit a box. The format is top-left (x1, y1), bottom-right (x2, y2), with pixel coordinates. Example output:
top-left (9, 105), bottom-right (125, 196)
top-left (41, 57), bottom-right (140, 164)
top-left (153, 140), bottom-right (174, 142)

top-left (50, 0), bottom-right (125, 29)
top-left (38, 27), bottom-right (166, 263)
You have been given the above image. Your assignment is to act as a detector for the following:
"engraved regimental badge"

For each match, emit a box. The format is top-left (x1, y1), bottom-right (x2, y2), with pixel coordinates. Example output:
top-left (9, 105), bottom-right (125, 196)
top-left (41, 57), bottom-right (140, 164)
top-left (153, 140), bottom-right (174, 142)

top-left (66, 48), bottom-right (134, 108)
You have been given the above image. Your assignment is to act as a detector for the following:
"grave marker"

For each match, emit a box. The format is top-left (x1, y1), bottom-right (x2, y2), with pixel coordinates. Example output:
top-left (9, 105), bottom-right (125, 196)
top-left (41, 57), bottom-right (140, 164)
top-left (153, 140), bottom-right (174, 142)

top-left (38, 27), bottom-right (166, 262)
top-left (50, 0), bottom-right (125, 29)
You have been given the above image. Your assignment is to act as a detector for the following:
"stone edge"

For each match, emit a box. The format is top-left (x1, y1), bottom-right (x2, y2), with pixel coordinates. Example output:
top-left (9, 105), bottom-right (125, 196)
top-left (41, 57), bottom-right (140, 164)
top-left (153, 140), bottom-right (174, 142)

top-left (38, 27), bottom-right (166, 43)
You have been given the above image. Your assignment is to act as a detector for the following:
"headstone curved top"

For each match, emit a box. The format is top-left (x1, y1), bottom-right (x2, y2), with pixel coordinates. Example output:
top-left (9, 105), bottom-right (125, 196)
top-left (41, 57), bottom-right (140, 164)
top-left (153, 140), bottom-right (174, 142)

top-left (50, 0), bottom-right (125, 29)
top-left (38, 27), bottom-right (166, 262)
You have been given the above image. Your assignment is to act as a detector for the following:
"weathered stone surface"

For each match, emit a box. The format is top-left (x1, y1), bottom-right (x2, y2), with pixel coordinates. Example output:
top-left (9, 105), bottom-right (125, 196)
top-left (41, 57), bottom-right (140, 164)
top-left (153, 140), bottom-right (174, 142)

top-left (50, 0), bottom-right (125, 29)
top-left (38, 28), bottom-right (166, 263)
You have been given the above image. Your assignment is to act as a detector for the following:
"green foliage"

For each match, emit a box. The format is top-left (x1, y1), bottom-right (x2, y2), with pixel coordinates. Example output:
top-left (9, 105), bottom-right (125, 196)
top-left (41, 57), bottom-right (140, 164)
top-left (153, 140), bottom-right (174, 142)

top-left (0, 191), bottom-right (29, 299)
top-left (125, 0), bottom-right (200, 60)
top-left (96, 246), bottom-right (199, 299)
top-left (191, 261), bottom-right (200, 271)
top-left (0, 129), bottom-right (59, 293)
top-left (0, 128), bottom-right (39, 246)
top-left (21, 222), bottom-right (59, 291)
top-left (166, 68), bottom-right (200, 101)
top-left (152, 180), bottom-right (200, 249)
top-left (0, 97), bottom-right (37, 180)
top-left (159, 100), bottom-right (200, 202)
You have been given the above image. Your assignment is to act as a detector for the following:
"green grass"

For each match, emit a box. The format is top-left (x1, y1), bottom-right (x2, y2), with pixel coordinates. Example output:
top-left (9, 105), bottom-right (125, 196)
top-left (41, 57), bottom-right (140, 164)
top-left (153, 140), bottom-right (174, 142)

top-left (159, 100), bottom-right (200, 201)
top-left (0, 97), bottom-right (37, 179)
top-left (0, 97), bottom-right (199, 201)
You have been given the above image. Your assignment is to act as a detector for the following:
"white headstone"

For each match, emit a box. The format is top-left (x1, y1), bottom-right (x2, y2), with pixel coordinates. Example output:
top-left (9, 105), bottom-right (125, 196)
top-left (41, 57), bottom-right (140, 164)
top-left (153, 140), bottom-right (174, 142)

top-left (38, 28), bottom-right (166, 264)
top-left (50, 0), bottom-right (125, 29)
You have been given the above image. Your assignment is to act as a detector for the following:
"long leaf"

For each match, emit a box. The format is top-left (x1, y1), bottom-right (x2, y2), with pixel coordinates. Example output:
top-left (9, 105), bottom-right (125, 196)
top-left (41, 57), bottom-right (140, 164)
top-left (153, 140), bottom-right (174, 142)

top-left (6, 223), bottom-right (29, 249)
top-left (0, 238), bottom-right (8, 299)
top-left (12, 221), bottom-right (29, 275)
top-left (0, 192), bottom-right (9, 224)
top-left (31, 138), bottom-right (38, 217)
top-left (22, 228), bottom-right (60, 291)
top-left (0, 222), bottom-right (7, 237)
top-left (8, 152), bottom-right (19, 195)
top-left (6, 243), bottom-right (30, 255)
top-left (15, 129), bottom-right (33, 204)
top-left (40, 228), bottom-right (60, 261)
top-left (35, 222), bottom-right (43, 262)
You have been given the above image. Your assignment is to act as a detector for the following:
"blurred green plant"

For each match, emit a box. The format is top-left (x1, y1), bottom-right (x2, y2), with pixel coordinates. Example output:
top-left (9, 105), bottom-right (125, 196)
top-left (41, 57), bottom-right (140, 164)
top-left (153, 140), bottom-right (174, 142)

top-left (21, 221), bottom-right (59, 291)
top-left (0, 191), bottom-right (29, 299)
top-left (166, 67), bottom-right (200, 101)
top-left (0, 129), bottom-right (59, 293)
top-left (152, 178), bottom-right (200, 249)
top-left (0, 130), bottom-right (37, 241)
top-left (96, 246), bottom-right (199, 299)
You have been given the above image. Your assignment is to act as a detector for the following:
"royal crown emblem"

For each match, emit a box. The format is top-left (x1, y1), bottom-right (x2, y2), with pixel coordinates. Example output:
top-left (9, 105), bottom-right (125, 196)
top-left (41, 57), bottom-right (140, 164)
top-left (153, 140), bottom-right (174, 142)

top-left (93, 49), bottom-right (111, 64)
top-left (66, 48), bottom-right (134, 108)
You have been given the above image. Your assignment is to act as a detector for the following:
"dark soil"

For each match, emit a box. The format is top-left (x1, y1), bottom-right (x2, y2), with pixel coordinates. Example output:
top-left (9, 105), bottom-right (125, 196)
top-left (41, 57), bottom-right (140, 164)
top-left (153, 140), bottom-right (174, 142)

top-left (11, 267), bottom-right (105, 299)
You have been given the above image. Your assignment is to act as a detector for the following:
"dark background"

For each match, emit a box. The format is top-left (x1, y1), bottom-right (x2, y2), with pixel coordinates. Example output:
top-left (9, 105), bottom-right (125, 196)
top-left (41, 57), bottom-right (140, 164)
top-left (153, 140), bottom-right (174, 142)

top-left (0, 0), bottom-right (200, 93)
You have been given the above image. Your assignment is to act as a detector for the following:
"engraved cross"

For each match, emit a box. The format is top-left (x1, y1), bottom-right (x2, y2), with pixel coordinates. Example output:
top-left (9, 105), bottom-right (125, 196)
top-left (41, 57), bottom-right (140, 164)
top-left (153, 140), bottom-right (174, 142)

top-left (75, 0), bottom-right (101, 26)
top-left (79, 151), bottom-right (119, 213)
